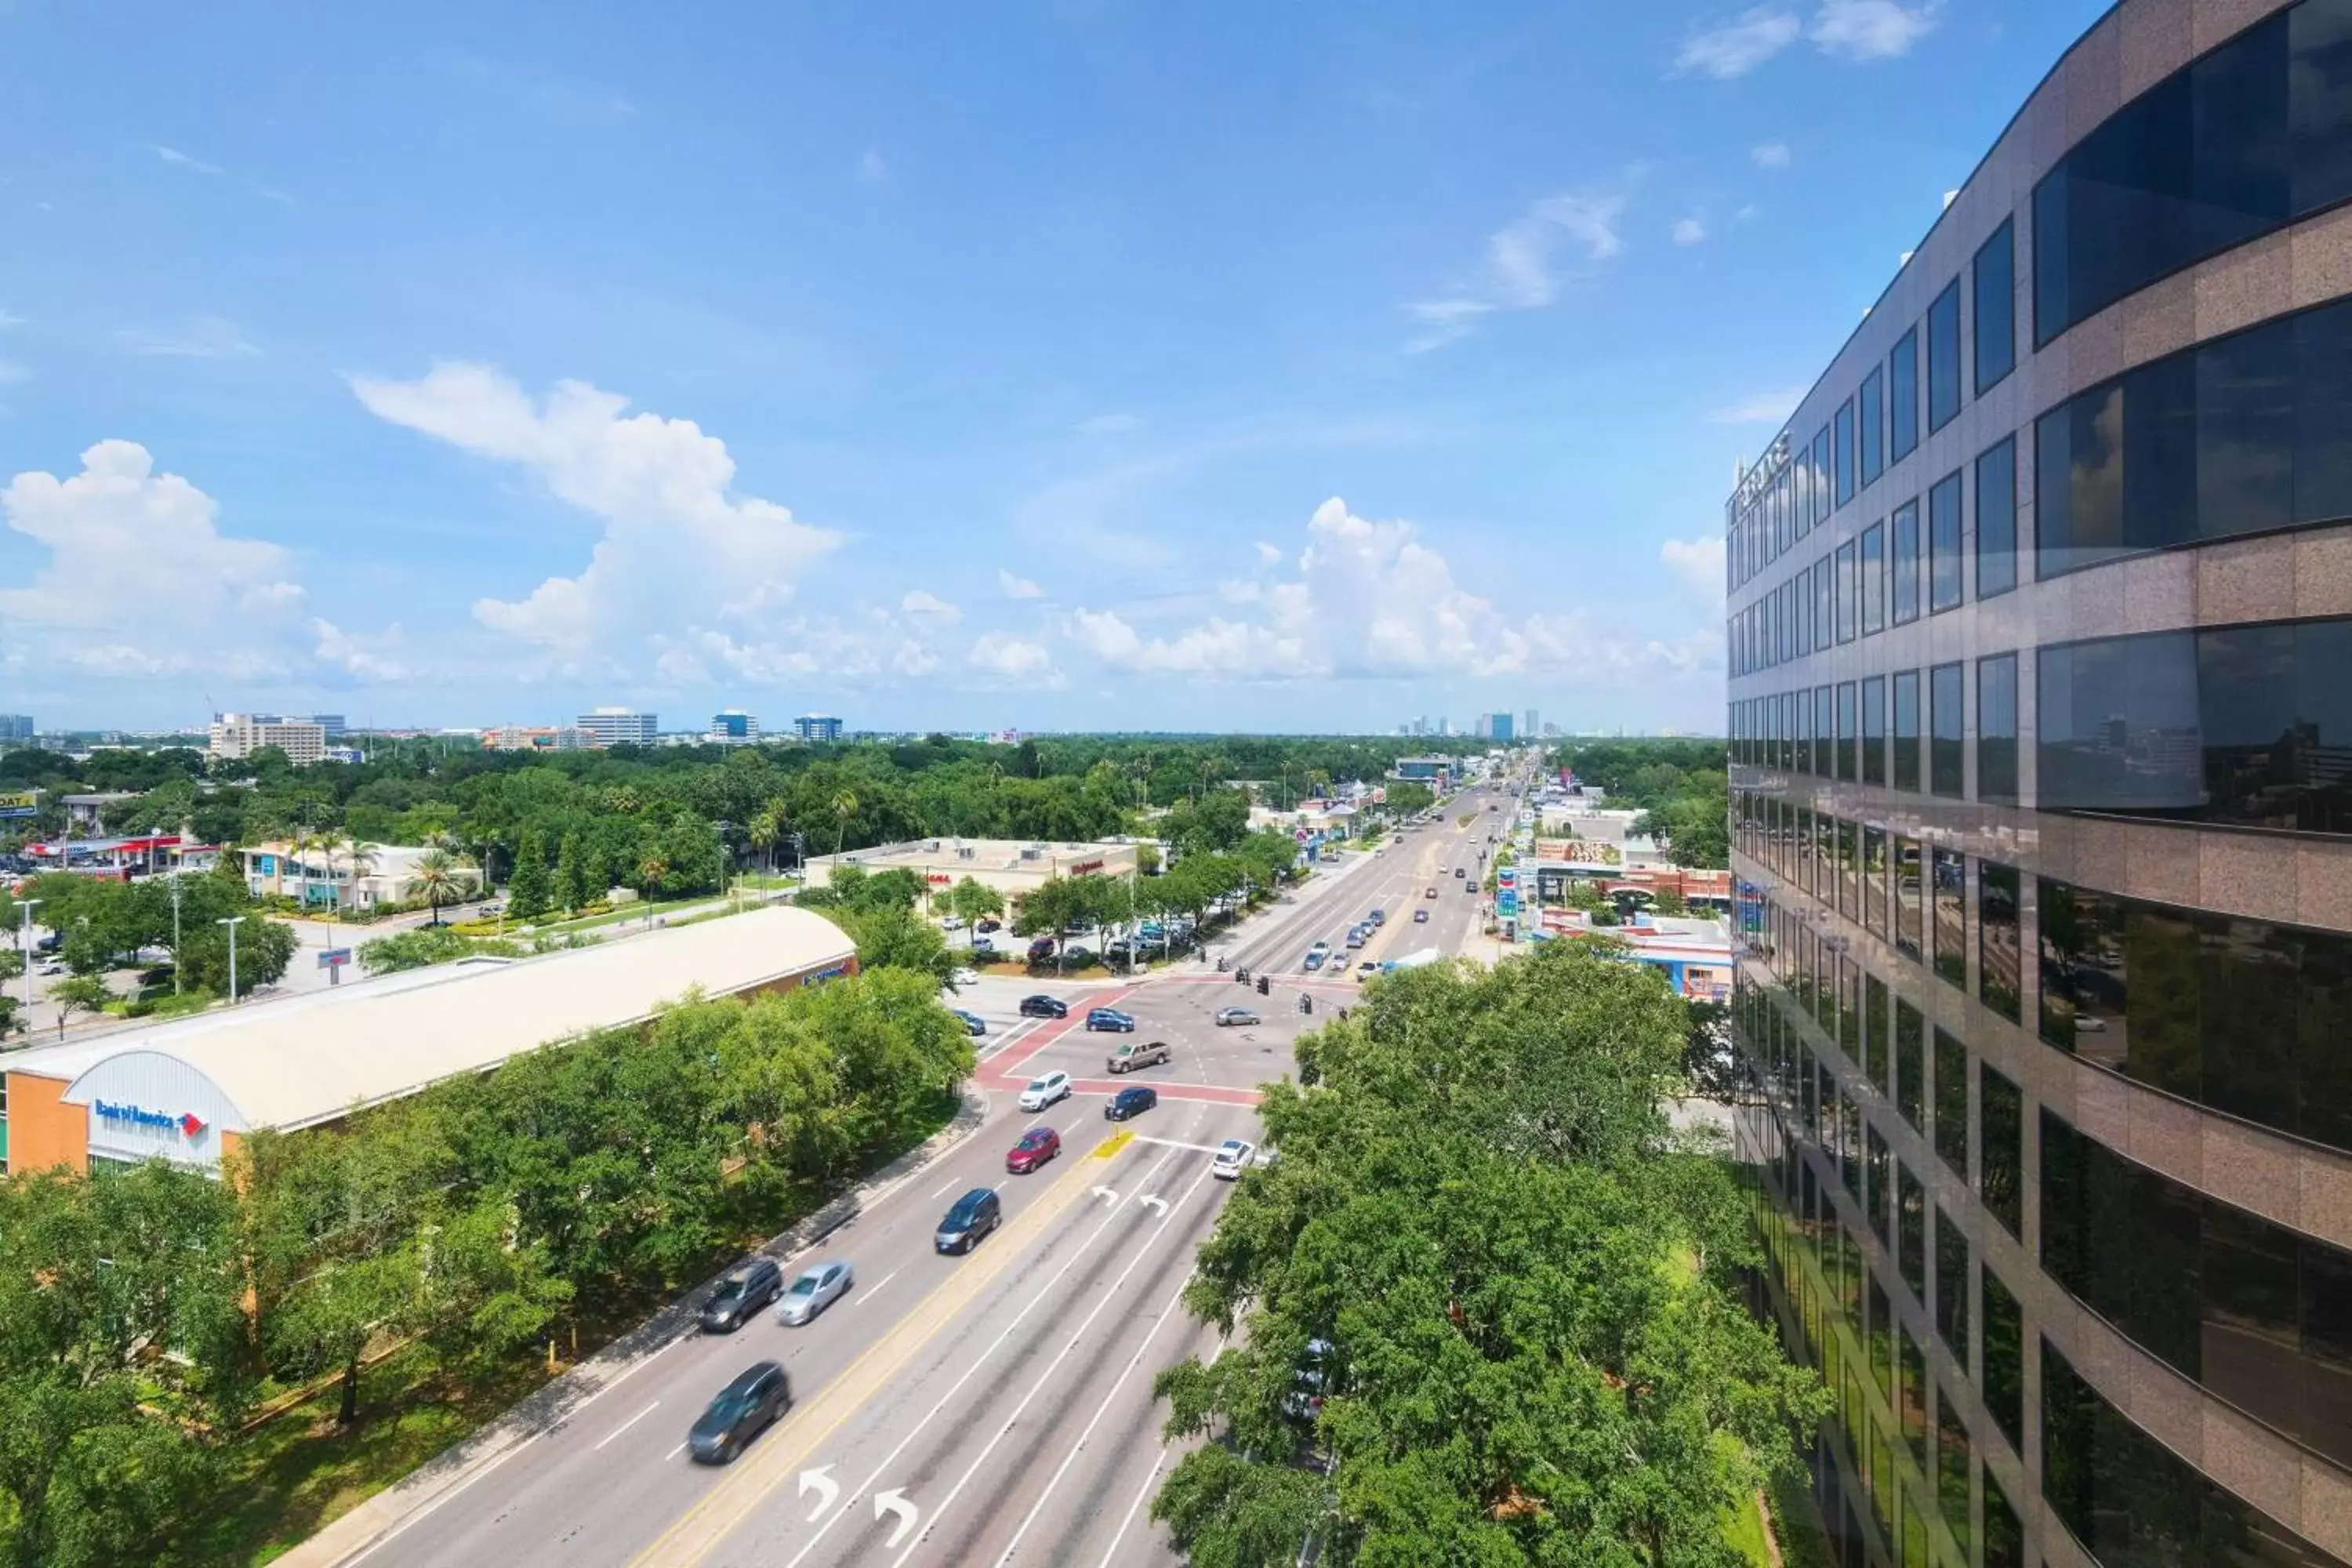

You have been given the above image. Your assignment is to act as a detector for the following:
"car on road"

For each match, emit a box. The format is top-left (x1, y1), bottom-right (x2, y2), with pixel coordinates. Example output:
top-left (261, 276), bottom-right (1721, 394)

top-left (1302, 942), bottom-right (1330, 971)
top-left (1425, 887), bottom-right (1438, 898)
top-left (1284, 1339), bottom-right (1336, 1424)
top-left (1018, 994), bottom-right (1069, 1018)
top-left (688, 1361), bottom-right (790, 1463)
top-left (1345, 927), bottom-right (1367, 949)
top-left (37, 961), bottom-right (66, 977)
top-left (775, 1260), bottom-right (853, 1326)
top-left (935, 1187), bottom-right (1003, 1253)
top-left (1105, 1084), bottom-right (1158, 1121)
top-left (699, 1258), bottom-right (784, 1333)
top-left (1368, 909), bottom-right (1385, 926)
top-left (1018, 1070), bottom-right (1073, 1111)
top-left (1356, 960), bottom-right (1379, 975)
top-left (1211, 1139), bottom-right (1255, 1180)
top-left (951, 1008), bottom-right (988, 1036)
top-left (1455, 867), bottom-right (1467, 878)
top-left (1414, 909), bottom-right (1429, 924)
top-left (1108, 1038), bottom-right (1171, 1073)
top-left (1215, 1006), bottom-right (1260, 1027)
top-left (1084, 1007), bottom-right (1136, 1033)
top-left (1005, 1126), bottom-right (1062, 1174)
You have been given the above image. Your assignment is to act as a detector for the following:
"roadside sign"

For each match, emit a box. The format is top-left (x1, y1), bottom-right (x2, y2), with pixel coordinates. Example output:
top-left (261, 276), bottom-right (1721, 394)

top-left (0, 790), bottom-right (38, 820)
top-left (318, 947), bottom-right (353, 986)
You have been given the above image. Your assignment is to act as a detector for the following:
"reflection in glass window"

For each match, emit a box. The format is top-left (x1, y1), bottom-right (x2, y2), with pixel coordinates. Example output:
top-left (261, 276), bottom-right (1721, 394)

top-left (1931, 848), bottom-right (1965, 989)
top-left (1838, 681), bottom-right (1858, 782)
top-left (1860, 522), bottom-right (1886, 635)
top-left (1981, 1064), bottom-right (2023, 1240)
top-left (1927, 280), bottom-right (1962, 434)
top-left (1928, 470), bottom-right (1964, 612)
top-left (1973, 219), bottom-right (2015, 394)
top-left (1835, 398), bottom-right (1856, 508)
top-left (1929, 662), bottom-right (1965, 797)
top-left (2036, 631), bottom-right (2205, 812)
top-left (1984, 1467), bottom-right (2024, 1568)
top-left (1889, 327), bottom-right (1920, 463)
top-left (1863, 826), bottom-right (1890, 938)
top-left (1981, 1264), bottom-right (2023, 1447)
top-left (1975, 437), bottom-right (2016, 598)
top-left (1894, 836), bottom-right (1924, 961)
top-left (1898, 1166), bottom-right (1926, 1305)
top-left (1980, 862), bottom-right (2021, 1023)
top-left (1860, 366), bottom-right (1885, 488)
top-left (1936, 1381), bottom-right (1972, 1559)
top-left (1835, 542), bottom-right (1857, 644)
top-left (1862, 675), bottom-right (1887, 786)
top-left (1934, 1203), bottom-right (1969, 1361)
top-left (1813, 428), bottom-right (1831, 528)
top-left (1895, 986), bottom-right (1922, 1134)
top-left (1893, 670), bottom-right (1922, 792)
top-left (1933, 1023), bottom-right (1966, 1180)
top-left (1977, 653), bottom-right (2019, 805)
top-left (1890, 499), bottom-right (1921, 625)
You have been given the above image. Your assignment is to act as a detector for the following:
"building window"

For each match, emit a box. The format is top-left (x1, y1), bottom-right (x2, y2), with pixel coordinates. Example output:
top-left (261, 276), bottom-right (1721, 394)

top-left (2036, 874), bottom-right (2352, 1156)
top-left (1933, 1024), bottom-right (1966, 1181)
top-left (1980, 865), bottom-right (2023, 1027)
top-left (1897, 1165), bottom-right (1926, 1305)
top-left (1890, 499), bottom-right (1922, 625)
top-left (1862, 675), bottom-right (1887, 786)
top-left (1815, 687), bottom-right (1834, 779)
top-left (1838, 681), bottom-right (1858, 782)
top-left (1976, 653), bottom-right (2018, 805)
top-left (1813, 427), bottom-right (1832, 528)
top-left (1972, 218), bottom-right (2015, 394)
top-left (1928, 470), bottom-right (1964, 612)
top-left (1981, 1063), bottom-right (2024, 1240)
top-left (1815, 557), bottom-right (1835, 654)
top-left (1859, 522), bottom-right (1886, 636)
top-left (1926, 279), bottom-right (1962, 434)
top-left (1981, 1265), bottom-right (2023, 1449)
top-left (1859, 366), bottom-right (1885, 489)
top-left (1892, 670), bottom-right (1922, 792)
top-left (1974, 436), bottom-right (2016, 599)
top-left (1835, 542), bottom-right (1857, 644)
top-left (1934, 1203), bottom-right (1969, 1363)
top-left (1984, 1468), bottom-right (2024, 1568)
top-left (1866, 1128), bottom-right (1892, 1250)
top-left (1889, 327), bottom-right (1920, 463)
top-left (1894, 836), bottom-right (1924, 962)
top-left (1929, 662), bottom-right (1965, 797)
top-left (1895, 993), bottom-right (1923, 1134)
top-left (1864, 971), bottom-right (1889, 1093)
top-left (1835, 397), bottom-right (1857, 508)
top-left (1936, 1381), bottom-right (1972, 1560)
top-left (1863, 827), bottom-right (1889, 938)
top-left (1931, 848), bottom-right (1966, 989)
top-left (2041, 1334), bottom-right (2343, 1568)
top-left (2031, 0), bottom-right (2352, 348)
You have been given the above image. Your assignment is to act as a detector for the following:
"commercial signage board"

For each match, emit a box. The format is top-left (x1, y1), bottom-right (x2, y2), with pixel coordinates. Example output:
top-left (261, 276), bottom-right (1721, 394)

top-left (93, 1100), bottom-right (206, 1139)
top-left (0, 790), bottom-right (38, 820)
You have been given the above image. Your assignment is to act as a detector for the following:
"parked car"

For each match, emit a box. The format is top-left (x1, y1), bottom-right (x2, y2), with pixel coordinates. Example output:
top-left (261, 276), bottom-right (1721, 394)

top-left (976, 917), bottom-right (1002, 933)
top-left (940, 915), bottom-right (966, 931)
top-left (1018, 995), bottom-right (1069, 1018)
top-left (1105, 1085), bottom-right (1158, 1122)
top-left (775, 1260), bottom-right (853, 1326)
top-left (1084, 1007), bottom-right (1136, 1033)
top-left (1061, 945), bottom-right (1097, 968)
top-left (1414, 909), bottom-right (1430, 924)
top-left (688, 1362), bottom-right (790, 1463)
top-left (950, 967), bottom-right (980, 986)
top-left (1211, 1139), bottom-right (1255, 1180)
top-left (951, 1008), bottom-right (988, 1036)
top-left (1026, 936), bottom-right (1058, 962)
top-left (1283, 1339), bottom-right (1336, 1424)
top-left (1006, 1127), bottom-right (1061, 1174)
top-left (699, 1258), bottom-right (784, 1333)
top-left (1108, 1038), bottom-right (1171, 1073)
top-left (1018, 1070), bottom-right (1073, 1111)
top-left (1214, 1006), bottom-right (1260, 1027)
top-left (935, 1188), bottom-right (1003, 1253)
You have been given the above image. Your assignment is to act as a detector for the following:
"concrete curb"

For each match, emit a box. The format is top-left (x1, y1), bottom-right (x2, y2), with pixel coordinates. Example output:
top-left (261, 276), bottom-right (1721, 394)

top-left (276, 1084), bottom-right (993, 1568)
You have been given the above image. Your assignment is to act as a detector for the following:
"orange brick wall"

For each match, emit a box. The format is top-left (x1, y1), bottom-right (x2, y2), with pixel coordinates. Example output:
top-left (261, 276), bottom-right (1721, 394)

top-left (5, 1072), bottom-right (88, 1174)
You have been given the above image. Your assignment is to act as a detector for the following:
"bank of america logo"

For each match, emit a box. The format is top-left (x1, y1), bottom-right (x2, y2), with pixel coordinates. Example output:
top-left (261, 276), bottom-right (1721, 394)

top-left (179, 1112), bottom-right (205, 1138)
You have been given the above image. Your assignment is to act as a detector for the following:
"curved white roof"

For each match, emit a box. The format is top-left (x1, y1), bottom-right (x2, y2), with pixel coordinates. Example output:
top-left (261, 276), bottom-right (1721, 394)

top-left (57, 905), bottom-right (855, 1134)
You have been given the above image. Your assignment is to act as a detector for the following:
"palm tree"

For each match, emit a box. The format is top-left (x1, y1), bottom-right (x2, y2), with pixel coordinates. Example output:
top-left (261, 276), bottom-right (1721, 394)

top-left (336, 839), bottom-right (379, 913)
top-left (405, 847), bottom-right (470, 927)
top-left (830, 790), bottom-right (859, 858)
top-left (750, 802), bottom-right (783, 874)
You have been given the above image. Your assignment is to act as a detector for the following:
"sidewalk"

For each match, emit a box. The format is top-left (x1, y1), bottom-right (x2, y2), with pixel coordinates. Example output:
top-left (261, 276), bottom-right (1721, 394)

top-left (275, 1084), bottom-right (991, 1568)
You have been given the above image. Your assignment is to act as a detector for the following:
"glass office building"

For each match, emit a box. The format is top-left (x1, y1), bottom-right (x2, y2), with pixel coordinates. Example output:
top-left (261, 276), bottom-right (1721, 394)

top-left (1725, 3), bottom-right (2352, 1564)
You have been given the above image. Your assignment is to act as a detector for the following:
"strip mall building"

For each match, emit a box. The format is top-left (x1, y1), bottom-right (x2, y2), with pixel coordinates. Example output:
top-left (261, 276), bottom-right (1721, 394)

top-left (0, 905), bottom-right (857, 1177)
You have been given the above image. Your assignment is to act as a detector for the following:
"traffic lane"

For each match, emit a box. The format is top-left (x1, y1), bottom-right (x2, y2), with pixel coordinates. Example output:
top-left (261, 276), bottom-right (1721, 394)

top-left (351, 1096), bottom-right (1101, 1568)
top-left (704, 1102), bottom-right (1252, 1567)
top-left (1003, 982), bottom-right (1316, 1100)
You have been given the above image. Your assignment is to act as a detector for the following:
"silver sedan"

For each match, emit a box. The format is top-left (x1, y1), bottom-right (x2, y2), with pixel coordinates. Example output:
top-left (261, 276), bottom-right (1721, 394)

top-left (775, 1259), bottom-right (854, 1326)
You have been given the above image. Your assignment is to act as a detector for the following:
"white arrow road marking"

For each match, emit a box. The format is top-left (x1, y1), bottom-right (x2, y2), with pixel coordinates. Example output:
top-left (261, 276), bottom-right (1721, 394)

top-left (1138, 1193), bottom-right (1169, 1215)
top-left (875, 1488), bottom-right (920, 1548)
top-left (1091, 1185), bottom-right (1119, 1205)
top-left (798, 1465), bottom-right (839, 1523)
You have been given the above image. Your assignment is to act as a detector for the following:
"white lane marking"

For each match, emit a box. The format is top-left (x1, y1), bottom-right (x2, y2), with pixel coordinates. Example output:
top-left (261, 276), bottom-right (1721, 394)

top-left (858, 1267), bottom-right (903, 1305)
top-left (1130, 1136), bottom-right (1230, 1155)
top-left (993, 1272), bottom-right (1195, 1564)
top-left (799, 1465), bottom-right (840, 1521)
top-left (929, 1177), bottom-right (961, 1200)
top-left (773, 1145), bottom-right (1190, 1568)
top-left (594, 1400), bottom-right (661, 1451)
top-left (667, 1441), bottom-right (688, 1462)
top-left (887, 1160), bottom-right (1221, 1566)
top-left (1098, 1446), bottom-right (1171, 1568)
top-left (339, 1433), bottom-right (535, 1566)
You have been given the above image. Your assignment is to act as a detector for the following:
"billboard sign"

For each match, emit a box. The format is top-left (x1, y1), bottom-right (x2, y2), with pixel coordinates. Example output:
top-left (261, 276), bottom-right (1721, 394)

top-left (1497, 888), bottom-right (1519, 918)
top-left (0, 790), bottom-right (37, 820)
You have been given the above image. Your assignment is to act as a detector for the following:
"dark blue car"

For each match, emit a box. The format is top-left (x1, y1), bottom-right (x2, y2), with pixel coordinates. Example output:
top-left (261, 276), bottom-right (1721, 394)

top-left (1105, 1085), bottom-right (1157, 1122)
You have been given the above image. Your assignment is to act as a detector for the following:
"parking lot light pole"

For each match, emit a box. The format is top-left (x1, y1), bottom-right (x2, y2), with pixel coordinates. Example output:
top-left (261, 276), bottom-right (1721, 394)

top-left (16, 898), bottom-right (39, 1014)
top-left (217, 916), bottom-right (245, 1004)
top-left (169, 877), bottom-right (183, 994)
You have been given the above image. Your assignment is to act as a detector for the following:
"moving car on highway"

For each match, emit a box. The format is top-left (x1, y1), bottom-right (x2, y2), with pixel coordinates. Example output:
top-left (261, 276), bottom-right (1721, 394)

top-left (1105, 1085), bottom-right (1157, 1121)
top-left (1005, 1127), bottom-right (1061, 1174)
top-left (688, 1362), bottom-right (790, 1463)
top-left (699, 1258), bottom-right (782, 1333)
top-left (935, 1188), bottom-right (1003, 1253)
top-left (1018, 1070), bottom-right (1073, 1111)
top-left (775, 1261), bottom-right (852, 1326)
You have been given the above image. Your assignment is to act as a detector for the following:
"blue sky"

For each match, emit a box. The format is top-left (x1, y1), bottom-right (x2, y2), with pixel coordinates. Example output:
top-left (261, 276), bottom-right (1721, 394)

top-left (0, 0), bottom-right (2103, 736)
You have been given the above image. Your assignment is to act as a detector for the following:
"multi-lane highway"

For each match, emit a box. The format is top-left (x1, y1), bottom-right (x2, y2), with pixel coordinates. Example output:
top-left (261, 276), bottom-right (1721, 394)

top-left (321, 787), bottom-right (1515, 1568)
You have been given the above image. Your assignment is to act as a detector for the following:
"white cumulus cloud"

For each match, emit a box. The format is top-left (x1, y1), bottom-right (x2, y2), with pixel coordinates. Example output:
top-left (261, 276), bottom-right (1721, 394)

top-left (1404, 190), bottom-right (1628, 350)
top-left (1752, 142), bottom-right (1792, 169)
top-left (997, 568), bottom-right (1044, 600)
top-left (351, 362), bottom-right (843, 659)
top-left (967, 631), bottom-right (1059, 684)
top-left (1812, 0), bottom-right (1941, 60)
top-left (900, 589), bottom-right (961, 624)
top-left (1675, 8), bottom-right (1800, 78)
top-left (1661, 536), bottom-right (1730, 603)
top-left (1672, 218), bottom-right (1708, 246)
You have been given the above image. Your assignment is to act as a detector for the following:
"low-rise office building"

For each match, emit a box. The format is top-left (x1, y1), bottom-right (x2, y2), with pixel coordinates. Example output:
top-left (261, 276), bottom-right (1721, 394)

top-left (0, 905), bottom-right (857, 1177)
top-left (801, 837), bottom-right (1140, 900)
top-left (240, 840), bottom-right (482, 911)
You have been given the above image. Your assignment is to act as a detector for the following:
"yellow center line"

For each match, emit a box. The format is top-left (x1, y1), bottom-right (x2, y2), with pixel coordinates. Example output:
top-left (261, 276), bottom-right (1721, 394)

top-left (628, 1134), bottom-right (1132, 1568)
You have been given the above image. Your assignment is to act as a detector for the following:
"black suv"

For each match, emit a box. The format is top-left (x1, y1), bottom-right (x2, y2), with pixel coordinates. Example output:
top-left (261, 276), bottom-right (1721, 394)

top-left (699, 1258), bottom-right (783, 1332)
top-left (688, 1361), bottom-right (790, 1463)
top-left (1018, 995), bottom-right (1069, 1018)
top-left (935, 1188), bottom-right (1003, 1253)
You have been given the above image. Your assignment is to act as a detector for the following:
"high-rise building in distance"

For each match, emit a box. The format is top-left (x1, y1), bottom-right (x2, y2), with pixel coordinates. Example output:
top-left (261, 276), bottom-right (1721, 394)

top-left (708, 710), bottom-right (760, 745)
top-left (307, 713), bottom-right (347, 739)
top-left (794, 714), bottom-right (843, 743)
top-left (1726, 5), bottom-right (2352, 1563)
top-left (1523, 708), bottom-right (1539, 739)
top-left (576, 707), bottom-right (658, 748)
top-left (208, 713), bottom-right (326, 765)
top-left (0, 715), bottom-right (31, 744)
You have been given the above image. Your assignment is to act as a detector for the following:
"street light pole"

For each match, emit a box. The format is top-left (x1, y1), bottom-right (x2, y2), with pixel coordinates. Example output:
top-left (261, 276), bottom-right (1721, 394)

top-left (169, 877), bottom-right (183, 994)
top-left (217, 916), bottom-right (245, 1004)
top-left (16, 898), bottom-right (40, 1015)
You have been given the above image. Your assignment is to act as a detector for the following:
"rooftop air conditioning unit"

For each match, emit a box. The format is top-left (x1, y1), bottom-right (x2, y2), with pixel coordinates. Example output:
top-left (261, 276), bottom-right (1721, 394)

top-left (958, 846), bottom-right (975, 859)
top-left (1020, 848), bottom-right (1040, 861)
top-left (926, 840), bottom-right (941, 852)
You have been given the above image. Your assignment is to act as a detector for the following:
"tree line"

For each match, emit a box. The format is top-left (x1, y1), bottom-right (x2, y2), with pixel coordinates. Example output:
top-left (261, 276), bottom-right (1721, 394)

top-left (1152, 939), bottom-right (1824, 1565)
top-left (0, 862), bottom-right (296, 1033)
top-left (0, 960), bottom-right (974, 1567)
top-left (1550, 739), bottom-right (1730, 870)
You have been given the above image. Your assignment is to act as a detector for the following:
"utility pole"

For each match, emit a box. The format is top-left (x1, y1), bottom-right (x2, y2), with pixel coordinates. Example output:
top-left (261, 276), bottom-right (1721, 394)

top-left (169, 877), bottom-right (183, 993)
top-left (16, 898), bottom-right (40, 1014)
top-left (218, 915), bottom-right (245, 1004)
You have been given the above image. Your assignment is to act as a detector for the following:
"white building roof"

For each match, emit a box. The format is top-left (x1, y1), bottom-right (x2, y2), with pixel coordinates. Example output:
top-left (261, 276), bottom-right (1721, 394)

top-left (46, 906), bottom-right (854, 1134)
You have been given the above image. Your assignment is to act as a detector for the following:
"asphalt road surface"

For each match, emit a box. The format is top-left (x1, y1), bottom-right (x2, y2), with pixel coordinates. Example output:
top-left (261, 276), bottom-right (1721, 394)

top-left (332, 786), bottom-right (1517, 1568)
